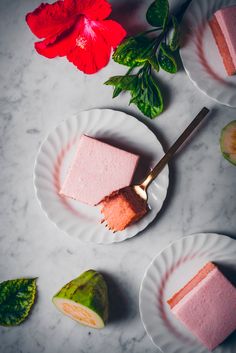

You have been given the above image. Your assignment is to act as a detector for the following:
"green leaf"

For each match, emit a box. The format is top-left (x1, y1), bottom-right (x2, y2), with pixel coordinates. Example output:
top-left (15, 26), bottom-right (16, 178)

top-left (130, 73), bottom-right (163, 119)
top-left (169, 16), bottom-right (180, 51)
top-left (104, 75), bottom-right (138, 92)
top-left (158, 43), bottom-right (177, 73)
top-left (148, 54), bottom-right (159, 72)
top-left (146, 0), bottom-right (169, 28)
top-left (112, 86), bottom-right (123, 98)
top-left (112, 36), bottom-right (153, 67)
top-left (0, 278), bottom-right (37, 326)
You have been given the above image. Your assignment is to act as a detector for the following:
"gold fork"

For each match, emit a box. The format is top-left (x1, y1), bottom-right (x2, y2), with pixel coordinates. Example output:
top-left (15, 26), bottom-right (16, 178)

top-left (133, 106), bottom-right (210, 201)
top-left (101, 107), bottom-right (210, 232)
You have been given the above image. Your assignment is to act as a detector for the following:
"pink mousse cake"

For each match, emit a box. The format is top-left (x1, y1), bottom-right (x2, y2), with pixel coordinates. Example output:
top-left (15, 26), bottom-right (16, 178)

top-left (167, 262), bottom-right (236, 351)
top-left (60, 135), bottom-right (139, 206)
top-left (100, 187), bottom-right (147, 231)
top-left (209, 6), bottom-right (236, 76)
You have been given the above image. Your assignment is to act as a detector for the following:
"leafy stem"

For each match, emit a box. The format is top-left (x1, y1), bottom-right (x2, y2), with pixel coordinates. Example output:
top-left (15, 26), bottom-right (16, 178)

top-left (105, 0), bottom-right (181, 119)
top-left (126, 67), bottom-right (134, 75)
top-left (136, 28), bottom-right (161, 37)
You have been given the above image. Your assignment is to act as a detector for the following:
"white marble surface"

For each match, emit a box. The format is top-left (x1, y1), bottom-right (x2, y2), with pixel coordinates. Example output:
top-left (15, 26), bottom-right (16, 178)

top-left (0, 0), bottom-right (235, 352)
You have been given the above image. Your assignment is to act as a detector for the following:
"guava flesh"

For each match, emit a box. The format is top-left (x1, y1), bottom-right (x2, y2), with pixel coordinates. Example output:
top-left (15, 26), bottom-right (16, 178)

top-left (220, 120), bottom-right (236, 165)
top-left (52, 270), bottom-right (108, 328)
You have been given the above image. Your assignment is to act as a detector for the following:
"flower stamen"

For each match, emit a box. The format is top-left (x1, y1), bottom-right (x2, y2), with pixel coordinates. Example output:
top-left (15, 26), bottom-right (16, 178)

top-left (76, 36), bottom-right (87, 49)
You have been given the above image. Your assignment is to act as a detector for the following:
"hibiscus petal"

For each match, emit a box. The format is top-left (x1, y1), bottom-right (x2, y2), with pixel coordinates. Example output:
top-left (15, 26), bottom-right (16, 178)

top-left (26, 1), bottom-right (76, 39)
top-left (92, 20), bottom-right (127, 48)
top-left (66, 18), bottom-right (126, 74)
top-left (67, 32), bottom-right (110, 74)
top-left (35, 25), bottom-right (78, 58)
top-left (65, 0), bottom-right (111, 21)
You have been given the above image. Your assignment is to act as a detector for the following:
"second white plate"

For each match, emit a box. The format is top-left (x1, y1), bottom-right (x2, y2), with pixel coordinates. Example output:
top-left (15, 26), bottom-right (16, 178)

top-left (139, 233), bottom-right (236, 353)
top-left (180, 0), bottom-right (236, 107)
top-left (34, 109), bottom-right (169, 244)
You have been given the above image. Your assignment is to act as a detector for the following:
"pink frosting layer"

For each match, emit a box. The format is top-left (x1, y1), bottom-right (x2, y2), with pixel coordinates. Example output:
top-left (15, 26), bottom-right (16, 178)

top-left (215, 6), bottom-right (236, 67)
top-left (60, 135), bottom-right (139, 206)
top-left (172, 267), bottom-right (236, 351)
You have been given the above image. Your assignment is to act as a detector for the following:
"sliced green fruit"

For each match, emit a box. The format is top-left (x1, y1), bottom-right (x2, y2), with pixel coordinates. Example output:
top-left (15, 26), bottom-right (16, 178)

top-left (52, 270), bottom-right (108, 329)
top-left (220, 120), bottom-right (236, 166)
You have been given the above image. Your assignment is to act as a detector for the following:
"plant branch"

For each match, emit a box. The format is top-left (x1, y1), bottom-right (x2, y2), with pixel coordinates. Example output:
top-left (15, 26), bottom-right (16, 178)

top-left (136, 28), bottom-right (161, 37)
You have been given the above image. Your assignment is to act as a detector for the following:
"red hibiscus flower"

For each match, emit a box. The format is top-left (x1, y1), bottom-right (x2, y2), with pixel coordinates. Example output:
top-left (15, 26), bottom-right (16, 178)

top-left (26, 0), bottom-right (126, 74)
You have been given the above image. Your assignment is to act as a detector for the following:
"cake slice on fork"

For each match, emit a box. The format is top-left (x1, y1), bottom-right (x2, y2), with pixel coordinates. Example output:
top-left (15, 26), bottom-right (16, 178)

top-left (100, 187), bottom-right (147, 232)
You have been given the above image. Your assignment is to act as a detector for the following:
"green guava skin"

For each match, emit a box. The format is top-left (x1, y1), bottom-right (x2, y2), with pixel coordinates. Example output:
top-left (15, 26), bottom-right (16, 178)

top-left (53, 270), bottom-right (108, 324)
top-left (222, 152), bottom-right (236, 166)
top-left (220, 120), bottom-right (236, 166)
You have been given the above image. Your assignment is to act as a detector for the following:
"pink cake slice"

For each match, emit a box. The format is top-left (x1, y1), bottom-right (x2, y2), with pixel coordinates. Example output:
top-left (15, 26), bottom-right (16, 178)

top-left (167, 262), bottom-right (236, 351)
top-left (209, 6), bottom-right (236, 76)
top-left (60, 135), bottom-right (139, 206)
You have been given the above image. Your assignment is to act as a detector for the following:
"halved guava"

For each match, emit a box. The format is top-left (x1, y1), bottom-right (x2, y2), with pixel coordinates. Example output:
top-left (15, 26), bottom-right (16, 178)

top-left (220, 120), bottom-right (236, 166)
top-left (52, 270), bottom-right (108, 329)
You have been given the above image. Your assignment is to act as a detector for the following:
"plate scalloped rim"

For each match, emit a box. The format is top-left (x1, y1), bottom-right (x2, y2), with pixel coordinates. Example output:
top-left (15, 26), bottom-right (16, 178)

top-left (180, 0), bottom-right (236, 107)
top-left (34, 109), bottom-right (169, 244)
top-left (139, 232), bottom-right (236, 353)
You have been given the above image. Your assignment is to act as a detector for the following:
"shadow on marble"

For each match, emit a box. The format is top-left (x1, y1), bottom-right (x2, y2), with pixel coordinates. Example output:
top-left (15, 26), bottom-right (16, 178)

top-left (175, 106), bottom-right (218, 154)
top-left (101, 272), bottom-right (131, 324)
top-left (214, 262), bottom-right (236, 348)
top-left (146, 107), bottom-right (218, 224)
top-left (222, 330), bottom-right (236, 351)
top-left (110, 0), bottom-right (147, 36)
top-left (215, 262), bottom-right (236, 286)
top-left (175, 50), bottom-right (185, 72)
top-left (111, 0), bottom-right (192, 37)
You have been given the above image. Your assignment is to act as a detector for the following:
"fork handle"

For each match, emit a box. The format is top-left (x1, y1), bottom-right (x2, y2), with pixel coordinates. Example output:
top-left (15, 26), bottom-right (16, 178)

top-left (141, 107), bottom-right (210, 189)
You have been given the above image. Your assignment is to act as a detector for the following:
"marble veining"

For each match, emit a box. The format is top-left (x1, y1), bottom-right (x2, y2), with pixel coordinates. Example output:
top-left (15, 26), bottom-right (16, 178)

top-left (0, 0), bottom-right (236, 352)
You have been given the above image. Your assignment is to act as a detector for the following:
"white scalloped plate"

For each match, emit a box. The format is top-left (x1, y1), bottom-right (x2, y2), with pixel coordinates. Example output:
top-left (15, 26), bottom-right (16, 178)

top-left (34, 109), bottom-right (169, 244)
top-left (139, 233), bottom-right (236, 353)
top-left (180, 0), bottom-right (236, 107)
